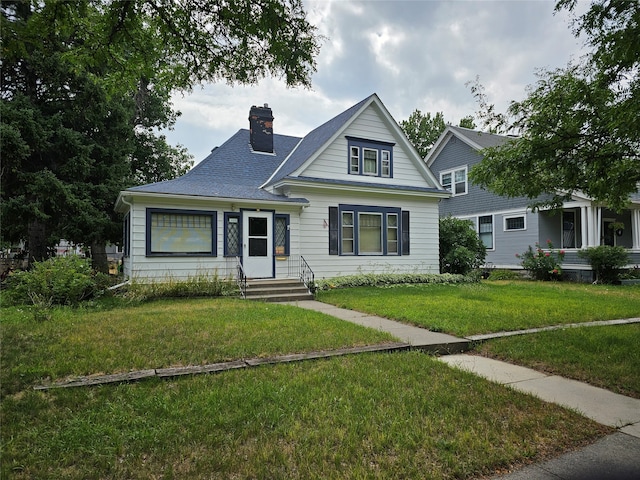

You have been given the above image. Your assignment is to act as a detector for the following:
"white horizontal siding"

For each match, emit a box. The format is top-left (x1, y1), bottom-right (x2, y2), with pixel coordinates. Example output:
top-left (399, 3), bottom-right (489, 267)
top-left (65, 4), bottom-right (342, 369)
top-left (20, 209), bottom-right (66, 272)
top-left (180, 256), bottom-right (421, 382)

top-left (301, 105), bottom-right (436, 189)
top-left (290, 186), bottom-right (440, 280)
top-left (125, 196), bottom-right (302, 282)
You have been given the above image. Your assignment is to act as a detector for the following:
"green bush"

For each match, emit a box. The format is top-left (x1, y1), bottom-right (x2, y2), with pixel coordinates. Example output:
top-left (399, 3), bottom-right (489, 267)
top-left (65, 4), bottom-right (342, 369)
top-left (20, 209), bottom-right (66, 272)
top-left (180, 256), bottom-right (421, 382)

top-left (487, 269), bottom-right (522, 281)
top-left (5, 256), bottom-right (105, 307)
top-left (439, 216), bottom-right (487, 275)
top-left (517, 240), bottom-right (565, 281)
top-left (315, 273), bottom-right (474, 291)
top-left (578, 245), bottom-right (629, 284)
top-left (120, 272), bottom-right (238, 303)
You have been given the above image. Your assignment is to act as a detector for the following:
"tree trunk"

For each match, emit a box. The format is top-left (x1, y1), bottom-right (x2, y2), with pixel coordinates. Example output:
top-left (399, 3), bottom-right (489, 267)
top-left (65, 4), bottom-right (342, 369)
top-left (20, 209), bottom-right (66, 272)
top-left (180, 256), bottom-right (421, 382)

top-left (28, 220), bottom-right (48, 266)
top-left (90, 240), bottom-right (109, 274)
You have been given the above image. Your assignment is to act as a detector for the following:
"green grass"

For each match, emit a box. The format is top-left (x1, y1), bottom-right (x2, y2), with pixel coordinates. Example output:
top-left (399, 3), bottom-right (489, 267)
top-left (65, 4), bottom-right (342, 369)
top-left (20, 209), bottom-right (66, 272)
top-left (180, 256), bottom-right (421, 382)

top-left (316, 281), bottom-right (640, 336)
top-left (2, 353), bottom-right (610, 479)
top-left (2, 283), bottom-right (634, 478)
top-left (0, 298), bottom-right (395, 396)
top-left (476, 324), bottom-right (640, 398)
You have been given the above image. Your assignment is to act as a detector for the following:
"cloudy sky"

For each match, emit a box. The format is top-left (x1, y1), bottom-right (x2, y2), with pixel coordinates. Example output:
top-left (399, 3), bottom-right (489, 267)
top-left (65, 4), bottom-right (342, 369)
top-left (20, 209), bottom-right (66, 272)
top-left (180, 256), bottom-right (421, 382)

top-left (164, 0), bottom-right (590, 163)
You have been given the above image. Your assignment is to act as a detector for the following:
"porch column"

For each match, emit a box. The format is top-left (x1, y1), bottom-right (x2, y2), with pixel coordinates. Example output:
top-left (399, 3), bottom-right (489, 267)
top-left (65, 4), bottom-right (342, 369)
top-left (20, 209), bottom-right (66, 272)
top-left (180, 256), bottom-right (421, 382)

top-left (586, 206), bottom-right (596, 247)
top-left (596, 207), bottom-right (602, 246)
top-left (633, 209), bottom-right (640, 250)
top-left (580, 206), bottom-right (588, 248)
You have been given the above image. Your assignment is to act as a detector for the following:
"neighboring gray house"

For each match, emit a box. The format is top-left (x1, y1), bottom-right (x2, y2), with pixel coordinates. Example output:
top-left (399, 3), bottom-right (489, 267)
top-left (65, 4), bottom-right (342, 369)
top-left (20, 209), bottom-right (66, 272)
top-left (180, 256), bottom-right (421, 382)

top-left (426, 125), bottom-right (640, 280)
top-left (115, 94), bottom-right (448, 282)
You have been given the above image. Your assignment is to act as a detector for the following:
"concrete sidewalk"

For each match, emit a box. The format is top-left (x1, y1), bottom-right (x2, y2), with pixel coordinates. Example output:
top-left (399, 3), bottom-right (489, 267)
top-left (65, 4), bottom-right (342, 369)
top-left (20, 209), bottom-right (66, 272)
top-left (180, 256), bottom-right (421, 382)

top-left (289, 300), bottom-right (470, 353)
top-left (290, 300), bottom-right (640, 479)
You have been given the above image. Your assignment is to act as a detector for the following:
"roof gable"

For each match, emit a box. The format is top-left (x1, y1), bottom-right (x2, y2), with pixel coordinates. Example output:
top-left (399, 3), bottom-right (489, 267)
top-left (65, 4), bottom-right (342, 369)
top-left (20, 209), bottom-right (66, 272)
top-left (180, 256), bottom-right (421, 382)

top-left (426, 125), bottom-right (515, 167)
top-left (264, 93), bottom-right (442, 190)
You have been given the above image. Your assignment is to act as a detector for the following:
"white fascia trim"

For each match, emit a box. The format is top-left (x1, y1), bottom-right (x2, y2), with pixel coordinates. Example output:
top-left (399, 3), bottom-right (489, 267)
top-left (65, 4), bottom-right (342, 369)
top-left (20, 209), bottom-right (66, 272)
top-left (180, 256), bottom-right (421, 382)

top-left (116, 191), bottom-right (309, 210)
top-left (272, 179), bottom-right (450, 200)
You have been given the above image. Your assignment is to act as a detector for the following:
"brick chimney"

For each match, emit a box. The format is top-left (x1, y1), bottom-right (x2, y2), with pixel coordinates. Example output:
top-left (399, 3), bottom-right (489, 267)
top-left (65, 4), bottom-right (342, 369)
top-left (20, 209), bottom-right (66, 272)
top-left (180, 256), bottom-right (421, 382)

top-left (249, 104), bottom-right (274, 153)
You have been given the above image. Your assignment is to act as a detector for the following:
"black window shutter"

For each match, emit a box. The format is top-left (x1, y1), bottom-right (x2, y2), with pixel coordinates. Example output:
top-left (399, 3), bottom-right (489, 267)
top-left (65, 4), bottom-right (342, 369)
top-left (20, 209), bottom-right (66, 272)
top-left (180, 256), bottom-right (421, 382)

top-left (329, 207), bottom-right (339, 255)
top-left (401, 210), bottom-right (410, 255)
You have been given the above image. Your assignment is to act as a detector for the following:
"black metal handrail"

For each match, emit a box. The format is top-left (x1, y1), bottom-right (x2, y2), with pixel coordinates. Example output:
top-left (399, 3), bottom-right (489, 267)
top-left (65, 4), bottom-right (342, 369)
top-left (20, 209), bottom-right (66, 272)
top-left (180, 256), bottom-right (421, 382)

top-left (236, 256), bottom-right (247, 298)
top-left (299, 255), bottom-right (315, 293)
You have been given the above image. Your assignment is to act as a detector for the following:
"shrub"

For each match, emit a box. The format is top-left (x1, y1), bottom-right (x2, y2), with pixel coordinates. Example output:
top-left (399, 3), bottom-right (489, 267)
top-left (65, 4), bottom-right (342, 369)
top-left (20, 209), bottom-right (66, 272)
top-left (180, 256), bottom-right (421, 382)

top-left (5, 256), bottom-right (104, 307)
top-left (578, 245), bottom-right (629, 284)
top-left (120, 272), bottom-right (238, 303)
top-left (439, 216), bottom-right (487, 275)
top-left (487, 269), bottom-right (522, 281)
top-left (517, 240), bottom-right (565, 281)
top-left (315, 273), bottom-right (474, 291)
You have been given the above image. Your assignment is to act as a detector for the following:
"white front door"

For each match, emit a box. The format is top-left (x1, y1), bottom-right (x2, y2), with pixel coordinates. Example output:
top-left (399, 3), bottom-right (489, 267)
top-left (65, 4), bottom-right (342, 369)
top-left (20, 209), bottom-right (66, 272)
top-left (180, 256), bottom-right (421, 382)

top-left (243, 211), bottom-right (273, 278)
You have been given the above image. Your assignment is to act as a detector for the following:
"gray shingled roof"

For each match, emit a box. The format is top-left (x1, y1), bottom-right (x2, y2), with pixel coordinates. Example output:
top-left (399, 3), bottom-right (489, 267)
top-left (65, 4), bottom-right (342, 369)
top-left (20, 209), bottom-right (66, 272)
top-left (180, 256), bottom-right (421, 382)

top-left (126, 129), bottom-right (307, 203)
top-left (449, 125), bottom-right (515, 149)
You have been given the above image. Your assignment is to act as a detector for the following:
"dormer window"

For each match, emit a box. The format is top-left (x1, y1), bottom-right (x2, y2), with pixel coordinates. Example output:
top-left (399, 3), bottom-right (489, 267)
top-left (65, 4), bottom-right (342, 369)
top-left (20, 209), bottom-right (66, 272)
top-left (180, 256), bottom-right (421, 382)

top-left (346, 136), bottom-right (394, 178)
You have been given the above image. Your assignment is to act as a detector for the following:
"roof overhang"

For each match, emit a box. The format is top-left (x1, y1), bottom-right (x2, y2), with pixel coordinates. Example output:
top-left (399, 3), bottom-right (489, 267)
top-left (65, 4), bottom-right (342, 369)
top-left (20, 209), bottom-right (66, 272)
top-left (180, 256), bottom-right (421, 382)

top-left (115, 190), bottom-right (309, 213)
top-left (270, 177), bottom-right (451, 200)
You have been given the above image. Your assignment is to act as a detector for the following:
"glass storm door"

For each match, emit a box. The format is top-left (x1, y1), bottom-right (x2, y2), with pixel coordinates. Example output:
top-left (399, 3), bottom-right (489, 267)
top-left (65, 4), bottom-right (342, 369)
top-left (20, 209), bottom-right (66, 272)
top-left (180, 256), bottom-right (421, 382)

top-left (242, 211), bottom-right (273, 278)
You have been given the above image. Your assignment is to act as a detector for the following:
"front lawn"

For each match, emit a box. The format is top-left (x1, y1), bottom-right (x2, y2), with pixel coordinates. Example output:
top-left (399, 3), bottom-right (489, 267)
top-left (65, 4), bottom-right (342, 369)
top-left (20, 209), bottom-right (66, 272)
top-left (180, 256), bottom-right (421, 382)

top-left (316, 281), bottom-right (640, 336)
top-left (1, 283), bottom-right (632, 478)
top-left (476, 323), bottom-right (640, 398)
top-left (2, 353), bottom-right (609, 479)
top-left (0, 298), bottom-right (395, 396)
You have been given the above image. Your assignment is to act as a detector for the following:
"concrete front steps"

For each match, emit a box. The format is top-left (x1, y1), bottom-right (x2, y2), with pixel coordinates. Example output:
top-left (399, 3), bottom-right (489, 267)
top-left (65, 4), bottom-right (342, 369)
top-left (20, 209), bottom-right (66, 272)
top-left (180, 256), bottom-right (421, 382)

top-left (244, 278), bottom-right (314, 302)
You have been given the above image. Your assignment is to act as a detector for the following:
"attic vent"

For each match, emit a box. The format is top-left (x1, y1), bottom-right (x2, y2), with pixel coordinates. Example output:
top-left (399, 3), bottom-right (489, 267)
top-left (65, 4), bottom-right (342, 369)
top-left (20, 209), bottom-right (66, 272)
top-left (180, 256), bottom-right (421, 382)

top-left (249, 104), bottom-right (274, 153)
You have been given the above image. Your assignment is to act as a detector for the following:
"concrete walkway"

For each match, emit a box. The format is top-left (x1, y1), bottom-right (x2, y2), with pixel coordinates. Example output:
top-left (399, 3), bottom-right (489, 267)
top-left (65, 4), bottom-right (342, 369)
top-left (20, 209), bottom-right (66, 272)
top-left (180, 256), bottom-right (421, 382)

top-left (289, 300), bottom-right (470, 353)
top-left (291, 300), bottom-right (640, 479)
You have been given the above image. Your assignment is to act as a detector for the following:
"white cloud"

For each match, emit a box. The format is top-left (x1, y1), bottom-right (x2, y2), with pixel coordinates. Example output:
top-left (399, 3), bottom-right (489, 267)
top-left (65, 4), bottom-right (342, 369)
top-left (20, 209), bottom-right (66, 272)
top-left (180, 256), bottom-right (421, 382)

top-left (163, 0), bottom-right (590, 163)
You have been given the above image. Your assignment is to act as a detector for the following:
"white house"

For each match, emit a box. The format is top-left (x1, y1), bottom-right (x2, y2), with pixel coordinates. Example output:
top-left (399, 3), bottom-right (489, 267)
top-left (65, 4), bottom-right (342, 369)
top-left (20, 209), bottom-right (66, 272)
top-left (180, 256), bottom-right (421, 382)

top-left (115, 94), bottom-right (448, 283)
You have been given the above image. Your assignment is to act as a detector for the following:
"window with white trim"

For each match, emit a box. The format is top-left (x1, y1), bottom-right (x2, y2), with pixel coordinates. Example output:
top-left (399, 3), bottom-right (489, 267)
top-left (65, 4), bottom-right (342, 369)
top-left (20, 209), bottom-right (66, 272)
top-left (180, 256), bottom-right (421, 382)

top-left (478, 215), bottom-right (494, 249)
top-left (440, 167), bottom-right (467, 196)
top-left (381, 151), bottom-right (391, 177)
top-left (146, 208), bottom-right (216, 256)
top-left (504, 215), bottom-right (526, 231)
top-left (330, 205), bottom-right (407, 256)
top-left (349, 147), bottom-right (360, 174)
top-left (341, 212), bottom-right (354, 254)
top-left (387, 213), bottom-right (398, 254)
top-left (346, 136), bottom-right (394, 178)
top-left (363, 148), bottom-right (378, 176)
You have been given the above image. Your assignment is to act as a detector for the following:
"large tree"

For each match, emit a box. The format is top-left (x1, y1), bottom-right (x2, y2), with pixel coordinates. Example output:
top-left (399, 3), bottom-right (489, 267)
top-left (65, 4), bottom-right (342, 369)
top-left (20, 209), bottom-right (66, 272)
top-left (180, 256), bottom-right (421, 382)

top-left (400, 111), bottom-right (476, 159)
top-left (469, 0), bottom-right (640, 212)
top-left (1, 0), bottom-right (320, 269)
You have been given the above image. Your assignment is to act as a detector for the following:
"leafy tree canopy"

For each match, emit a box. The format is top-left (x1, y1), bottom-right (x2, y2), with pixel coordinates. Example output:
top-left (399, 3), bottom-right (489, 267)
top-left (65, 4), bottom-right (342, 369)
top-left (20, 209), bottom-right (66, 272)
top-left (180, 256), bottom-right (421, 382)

top-left (1, 0), bottom-right (320, 267)
top-left (400, 111), bottom-right (476, 159)
top-left (469, 0), bottom-right (640, 212)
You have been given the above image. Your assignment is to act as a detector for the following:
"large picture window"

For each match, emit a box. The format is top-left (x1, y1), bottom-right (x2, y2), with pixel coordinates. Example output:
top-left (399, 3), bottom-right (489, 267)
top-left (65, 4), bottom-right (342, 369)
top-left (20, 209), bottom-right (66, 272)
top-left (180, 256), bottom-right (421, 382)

top-left (146, 209), bottom-right (216, 256)
top-left (329, 205), bottom-right (407, 256)
top-left (346, 137), bottom-right (394, 178)
top-left (359, 213), bottom-right (383, 254)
